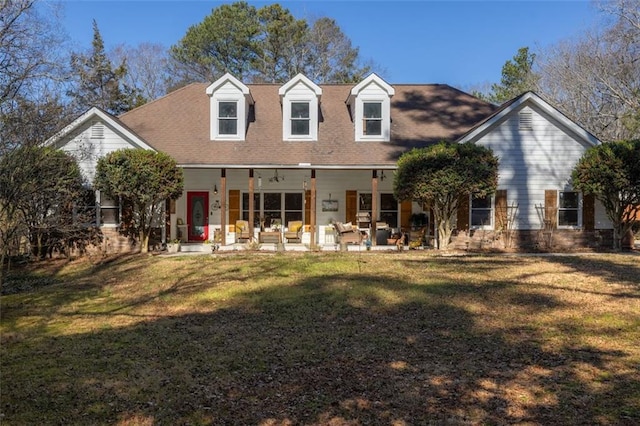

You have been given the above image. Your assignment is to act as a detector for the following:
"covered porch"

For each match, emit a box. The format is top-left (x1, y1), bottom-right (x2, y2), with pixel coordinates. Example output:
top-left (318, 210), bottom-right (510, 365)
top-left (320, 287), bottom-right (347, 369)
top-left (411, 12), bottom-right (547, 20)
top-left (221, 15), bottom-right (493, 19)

top-left (167, 166), bottom-right (432, 250)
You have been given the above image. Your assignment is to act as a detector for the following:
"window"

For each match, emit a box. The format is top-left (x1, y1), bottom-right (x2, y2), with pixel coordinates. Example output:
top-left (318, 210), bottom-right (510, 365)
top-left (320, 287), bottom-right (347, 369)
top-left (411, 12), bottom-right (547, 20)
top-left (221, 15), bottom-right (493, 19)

top-left (363, 102), bottom-right (382, 135)
top-left (347, 73), bottom-right (394, 141)
top-left (290, 102), bottom-right (310, 136)
top-left (379, 193), bottom-right (398, 227)
top-left (206, 73), bottom-right (252, 141)
top-left (242, 192), bottom-right (303, 228)
top-left (279, 74), bottom-right (322, 141)
top-left (471, 194), bottom-right (493, 229)
top-left (358, 192), bottom-right (398, 228)
top-left (558, 191), bottom-right (580, 227)
top-left (218, 101), bottom-right (238, 135)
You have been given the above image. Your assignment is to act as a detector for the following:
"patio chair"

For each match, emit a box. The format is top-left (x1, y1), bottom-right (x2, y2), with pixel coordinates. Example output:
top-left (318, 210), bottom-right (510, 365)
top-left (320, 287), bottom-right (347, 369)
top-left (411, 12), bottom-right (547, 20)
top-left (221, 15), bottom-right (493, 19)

top-left (235, 220), bottom-right (250, 243)
top-left (284, 220), bottom-right (303, 243)
top-left (335, 222), bottom-right (362, 244)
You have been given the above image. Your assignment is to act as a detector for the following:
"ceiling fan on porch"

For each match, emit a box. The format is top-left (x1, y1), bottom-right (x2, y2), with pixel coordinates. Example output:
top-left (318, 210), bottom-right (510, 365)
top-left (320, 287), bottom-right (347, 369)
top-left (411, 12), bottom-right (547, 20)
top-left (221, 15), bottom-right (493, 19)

top-left (269, 169), bottom-right (284, 183)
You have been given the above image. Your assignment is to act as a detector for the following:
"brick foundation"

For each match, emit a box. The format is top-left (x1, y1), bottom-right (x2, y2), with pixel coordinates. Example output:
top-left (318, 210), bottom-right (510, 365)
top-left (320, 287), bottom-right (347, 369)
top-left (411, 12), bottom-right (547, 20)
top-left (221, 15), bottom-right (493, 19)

top-left (451, 229), bottom-right (615, 252)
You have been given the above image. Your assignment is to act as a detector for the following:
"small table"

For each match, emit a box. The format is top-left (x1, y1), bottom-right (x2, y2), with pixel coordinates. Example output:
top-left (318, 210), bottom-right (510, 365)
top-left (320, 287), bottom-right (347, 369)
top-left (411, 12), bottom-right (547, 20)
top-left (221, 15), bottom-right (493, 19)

top-left (259, 231), bottom-right (282, 243)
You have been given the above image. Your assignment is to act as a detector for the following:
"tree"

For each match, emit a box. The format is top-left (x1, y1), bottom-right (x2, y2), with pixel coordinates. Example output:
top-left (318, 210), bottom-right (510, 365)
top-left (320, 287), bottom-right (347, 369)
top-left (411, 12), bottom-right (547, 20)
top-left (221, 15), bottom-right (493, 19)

top-left (487, 47), bottom-right (539, 104)
top-left (572, 139), bottom-right (640, 250)
top-left (170, 1), bottom-right (261, 82)
top-left (303, 17), bottom-right (370, 84)
top-left (94, 149), bottom-right (184, 253)
top-left (68, 20), bottom-right (144, 115)
top-left (537, 0), bottom-right (639, 141)
top-left (170, 1), bottom-right (372, 84)
top-left (255, 3), bottom-right (308, 83)
top-left (0, 145), bottom-right (94, 287)
top-left (110, 42), bottom-right (172, 101)
top-left (394, 142), bottom-right (499, 250)
top-left (1, 0), bottom-right (68, 154)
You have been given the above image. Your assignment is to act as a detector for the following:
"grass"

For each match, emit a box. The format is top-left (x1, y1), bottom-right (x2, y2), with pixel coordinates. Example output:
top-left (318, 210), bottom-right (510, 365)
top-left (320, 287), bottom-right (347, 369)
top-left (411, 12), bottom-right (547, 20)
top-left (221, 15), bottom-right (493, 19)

top-left (1, 251), bottom-right (639, 425)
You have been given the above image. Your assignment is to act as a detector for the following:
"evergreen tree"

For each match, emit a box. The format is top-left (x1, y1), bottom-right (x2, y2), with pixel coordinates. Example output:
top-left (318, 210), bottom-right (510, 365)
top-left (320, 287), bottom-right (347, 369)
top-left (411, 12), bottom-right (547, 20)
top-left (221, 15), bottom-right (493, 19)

top-left (170, 1), bottom-right (372, 84)
top-left (488, 47), bottom-right (539, 104)
top-left (68, 20), bottom-right (144, 115)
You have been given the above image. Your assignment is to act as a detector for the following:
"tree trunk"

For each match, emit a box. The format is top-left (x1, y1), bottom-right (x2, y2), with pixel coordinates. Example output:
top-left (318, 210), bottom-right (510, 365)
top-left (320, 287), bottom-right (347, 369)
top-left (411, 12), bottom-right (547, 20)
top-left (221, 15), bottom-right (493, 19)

top-left (0, 250), bottom-right (6, 290)
top-left (140, 229), bottom-right (149, 253)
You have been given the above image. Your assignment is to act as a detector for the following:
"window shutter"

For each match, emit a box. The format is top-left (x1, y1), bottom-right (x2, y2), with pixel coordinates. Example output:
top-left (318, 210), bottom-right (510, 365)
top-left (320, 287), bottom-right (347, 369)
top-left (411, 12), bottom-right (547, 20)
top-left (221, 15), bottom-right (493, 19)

top-left (401, 200), bottom-right (412, 230)
top-left (495, 190), bottom-right (507, 230)
top-left (544, 190), bottom-right (557, 229)
top-left (457, 195), bottom-right (470, 231)
top-left (345, 190), bottom-right (357, 223)
top-left (583, 193), bottom-right (595, 231)
top-left (228, 189), bottom-right (240, 228)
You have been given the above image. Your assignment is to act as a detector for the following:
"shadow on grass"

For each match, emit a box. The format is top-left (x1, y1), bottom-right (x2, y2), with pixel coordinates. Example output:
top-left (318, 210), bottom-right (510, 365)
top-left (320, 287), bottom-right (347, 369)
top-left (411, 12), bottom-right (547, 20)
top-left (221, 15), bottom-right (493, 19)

top-left (2, 260), bottom-right (638, 425)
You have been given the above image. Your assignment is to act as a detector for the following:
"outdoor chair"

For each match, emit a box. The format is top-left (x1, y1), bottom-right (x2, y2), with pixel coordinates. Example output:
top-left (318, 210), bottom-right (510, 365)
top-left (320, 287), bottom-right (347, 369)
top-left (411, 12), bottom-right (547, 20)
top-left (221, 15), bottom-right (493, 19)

top-left (235, 220), bottom-right (250, 242)
top-left (356, 212), bottom-right (371, 229)
top-left (335, 222), bottom-right (362, 244)
top-left (284, 220), bottom-right (303, 243)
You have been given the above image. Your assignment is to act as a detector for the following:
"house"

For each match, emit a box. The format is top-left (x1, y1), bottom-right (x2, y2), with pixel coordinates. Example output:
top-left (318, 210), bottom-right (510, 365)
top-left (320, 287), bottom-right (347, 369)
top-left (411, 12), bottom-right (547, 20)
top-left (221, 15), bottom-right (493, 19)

top-left (46, 73), bottom-right (612, 252)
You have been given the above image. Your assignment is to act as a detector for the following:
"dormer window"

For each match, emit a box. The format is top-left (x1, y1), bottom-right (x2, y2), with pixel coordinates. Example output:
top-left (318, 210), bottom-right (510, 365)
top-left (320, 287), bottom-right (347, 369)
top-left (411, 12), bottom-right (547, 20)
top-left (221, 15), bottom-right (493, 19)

top-left (218, 101), bottom-right (238, 135)
top-left (363, 102), bottom-right (382, 135)
top-left (347, 73), bottom-right (395, 142)
top-left (279, 74), bottom-right (322, 141)
top-left (291, 102), bottom-right (310, 135)
top-left (206, 73), bottom-right (253, 141)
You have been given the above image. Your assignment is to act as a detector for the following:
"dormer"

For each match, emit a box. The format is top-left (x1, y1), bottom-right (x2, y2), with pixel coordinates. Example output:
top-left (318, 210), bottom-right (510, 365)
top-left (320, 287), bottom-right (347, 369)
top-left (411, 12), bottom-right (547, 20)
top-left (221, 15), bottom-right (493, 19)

top-left (279, 73), bottom-right (322, 141)
top-left (347, 73), bottom-right (395, 142)
top-left (206, 73), bottom-right (254, 141)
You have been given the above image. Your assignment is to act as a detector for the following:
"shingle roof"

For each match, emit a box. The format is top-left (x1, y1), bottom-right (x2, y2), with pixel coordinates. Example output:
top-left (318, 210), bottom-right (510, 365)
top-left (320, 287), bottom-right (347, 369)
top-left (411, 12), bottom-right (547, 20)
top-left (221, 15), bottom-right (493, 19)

top-left (118, 82), bottom-right (496, 167)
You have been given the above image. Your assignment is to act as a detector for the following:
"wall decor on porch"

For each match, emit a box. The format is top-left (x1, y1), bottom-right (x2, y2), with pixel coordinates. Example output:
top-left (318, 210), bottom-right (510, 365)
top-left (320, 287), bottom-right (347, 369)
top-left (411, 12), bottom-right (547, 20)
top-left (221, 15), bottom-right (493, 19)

top-left (322, 199), bottom-right (338, 212)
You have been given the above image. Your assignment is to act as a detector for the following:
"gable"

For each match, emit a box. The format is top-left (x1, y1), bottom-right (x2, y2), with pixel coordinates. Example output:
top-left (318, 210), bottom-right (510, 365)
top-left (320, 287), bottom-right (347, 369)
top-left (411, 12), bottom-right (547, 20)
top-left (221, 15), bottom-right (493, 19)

top-left (46, 107), bottom-right (155, 184)
top-left (457, 91), bottom-right (600, 147)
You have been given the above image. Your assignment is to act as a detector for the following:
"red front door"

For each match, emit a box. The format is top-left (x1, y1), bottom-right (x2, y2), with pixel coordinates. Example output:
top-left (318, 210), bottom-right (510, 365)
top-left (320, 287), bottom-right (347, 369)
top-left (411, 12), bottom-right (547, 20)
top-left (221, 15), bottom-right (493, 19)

top-left (187, 192), bottom-right (209, 241)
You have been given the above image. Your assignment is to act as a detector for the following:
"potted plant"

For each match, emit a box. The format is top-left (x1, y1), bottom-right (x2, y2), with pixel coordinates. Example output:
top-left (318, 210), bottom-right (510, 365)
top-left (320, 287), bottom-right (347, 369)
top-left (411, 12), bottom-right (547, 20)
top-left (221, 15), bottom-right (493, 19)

top-left (166, 239), bottom-right (181, 253)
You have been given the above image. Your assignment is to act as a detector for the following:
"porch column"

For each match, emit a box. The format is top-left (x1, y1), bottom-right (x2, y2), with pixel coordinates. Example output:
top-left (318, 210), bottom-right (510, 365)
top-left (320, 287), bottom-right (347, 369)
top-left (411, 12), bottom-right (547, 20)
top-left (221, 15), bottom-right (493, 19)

top-left (249, 169), bottom-right (255, 240)
top-left (221, 168), bottom-right (227, 245)
top-left (310, 169), bottom-right (316, 248)
top-left (372, 170), bottom-right (379, 246)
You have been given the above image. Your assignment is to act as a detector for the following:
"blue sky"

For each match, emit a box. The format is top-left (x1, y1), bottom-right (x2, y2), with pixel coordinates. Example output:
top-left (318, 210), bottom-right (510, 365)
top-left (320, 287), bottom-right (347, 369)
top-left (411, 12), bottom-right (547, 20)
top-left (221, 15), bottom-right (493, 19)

top-left (57, 0), bottom-right (599, 89)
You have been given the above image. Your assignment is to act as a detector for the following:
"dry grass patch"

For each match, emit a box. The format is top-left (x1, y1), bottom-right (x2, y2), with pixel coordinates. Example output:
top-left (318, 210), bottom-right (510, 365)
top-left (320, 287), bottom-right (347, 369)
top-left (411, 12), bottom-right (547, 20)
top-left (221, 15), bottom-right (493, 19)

top-left (1, 252), bottom-right (639, 425)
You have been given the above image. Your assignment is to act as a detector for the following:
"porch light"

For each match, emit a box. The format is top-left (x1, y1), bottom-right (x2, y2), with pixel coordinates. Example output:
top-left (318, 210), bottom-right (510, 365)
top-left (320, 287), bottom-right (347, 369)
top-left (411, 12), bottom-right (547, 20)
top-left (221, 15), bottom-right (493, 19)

top-left (214, 184), bottom-right (218, 195)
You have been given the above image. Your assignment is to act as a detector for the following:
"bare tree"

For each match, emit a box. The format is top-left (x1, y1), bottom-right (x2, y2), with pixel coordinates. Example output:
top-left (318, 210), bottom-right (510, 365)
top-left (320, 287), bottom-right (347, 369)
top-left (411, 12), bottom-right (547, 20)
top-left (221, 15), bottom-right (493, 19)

top-left (1, 0), bottom-right (67, 153)
top-left (537, 0), bottom-right (639, 142)
top-left (110, 42), bottom-right (173, 101)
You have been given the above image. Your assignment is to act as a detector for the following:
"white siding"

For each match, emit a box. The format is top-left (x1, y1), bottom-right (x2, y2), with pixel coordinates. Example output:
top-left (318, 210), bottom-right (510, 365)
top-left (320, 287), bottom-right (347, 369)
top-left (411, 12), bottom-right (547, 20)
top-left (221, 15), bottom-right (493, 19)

top-left (475, 104), bottom-right (611, 229)
top-left (60, 120), bottom-right (140, 184)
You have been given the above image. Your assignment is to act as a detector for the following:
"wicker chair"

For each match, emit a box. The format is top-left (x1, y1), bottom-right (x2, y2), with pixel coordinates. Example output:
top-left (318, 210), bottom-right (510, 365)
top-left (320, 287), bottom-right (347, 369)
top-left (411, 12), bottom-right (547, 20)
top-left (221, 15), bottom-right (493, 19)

top-left (335, 222), bottom-right (362, 244)
top-left (284, 220), bottom-right (303, 243)
top-left (235, 220), bottom-right (251, 242)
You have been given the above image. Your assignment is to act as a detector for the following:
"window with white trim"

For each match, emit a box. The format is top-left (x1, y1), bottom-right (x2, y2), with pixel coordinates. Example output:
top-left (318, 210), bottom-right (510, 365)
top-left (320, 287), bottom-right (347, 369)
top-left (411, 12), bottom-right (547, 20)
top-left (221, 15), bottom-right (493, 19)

top-left (470, 194), bottom-right (494, 229)
top-left (218, 101), bottom-right (238, 135)
top-left (290, 102), bottom-right (310, 136)
top-left (363, 102), bottom-right (382, 136)
top-left (558, 191), bottom-right (580, 227)
top-left (348, 73), bottom-right (394, 142)
top-left (279, 74), bottom-right (322, 141)
top-left (206, 73), bottom-right (251, 141)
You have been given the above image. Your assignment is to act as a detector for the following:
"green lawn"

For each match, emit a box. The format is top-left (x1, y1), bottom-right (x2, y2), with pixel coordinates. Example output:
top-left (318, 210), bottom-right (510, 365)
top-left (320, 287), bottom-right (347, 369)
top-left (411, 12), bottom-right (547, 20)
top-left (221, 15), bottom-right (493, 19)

top-left (1, 252), bottom-right (639, 425)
